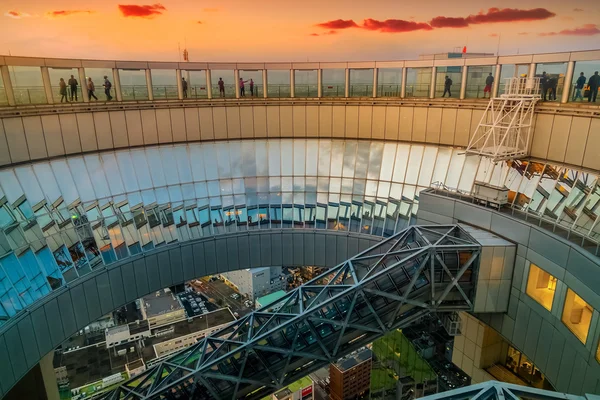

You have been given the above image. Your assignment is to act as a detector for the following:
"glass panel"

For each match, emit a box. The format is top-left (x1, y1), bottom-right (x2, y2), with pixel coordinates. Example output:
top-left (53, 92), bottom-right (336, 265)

top-left (119, 69), bottom-right (148, 100)
top-left (349, 69), bottom-right (373, 97)
top-left (0, 72), bottom-right (7, 106)
top-left (211, 69), bottom-right (235, 98)
top-left (239, 70), bottom-right (263, 98)
top-left (498, 64), bottom-right (529, 95)
top-left (49, 68), bottom-right (82, 103)
top-left (294, 70), bottom-right (318, 98)
top-left (525, 264), bottom-right (556, 311)
top-left (571, 60), bottom-right (600, 103)
top-left (405, 67), bottom-right (431, 98)
top-left (182, 70), bottom-right (207, 99)
top-left (150, 69), bottom-right (178, 99)
top-left (83, 67), bottom-right (113, 101)
top-left (267, 70), bottom-right (290, 98)
top-left (435, 66), bottom-right (462, 98)
top-left (561, 288), bottom-right (593, 344)
top-left (8, 66), bottom-right (47, 105)
top-left (377, 68), bottom-right (402, 97)
top-left (465, 65), bottom-right (494, 99)
top-left (535, 62), bottom-right (567, 102)
top-left (322, 69), bottom-right (345, 98)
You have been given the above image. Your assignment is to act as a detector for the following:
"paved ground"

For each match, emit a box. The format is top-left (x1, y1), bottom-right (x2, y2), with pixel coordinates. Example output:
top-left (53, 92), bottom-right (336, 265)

top-left (193, 278), bottom-right (253, 317)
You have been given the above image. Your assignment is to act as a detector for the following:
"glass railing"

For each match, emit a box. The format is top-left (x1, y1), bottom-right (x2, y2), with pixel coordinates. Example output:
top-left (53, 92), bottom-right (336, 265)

top-left (152, 85), bottom-right (179, 100)
top-left (50, 86), bottom-right (84, 103)
top-left (267, 84), bottom-right (291, 98)
top-left (294, 84), bottom-right (318, 97)
top-left (349, 84), bottom-right (372, 97)
top-left (405, 84), bottom-right (431, 98)
top-left (0, 88), bottom-right (8, 106)
top-left (377, 84), bottom-right (401, 97)
top-left (12, 86), bottom-right (47, 105)
top-left (121, 85), bottom-right (149, 100)
top-left (322, 84), bottom-right (345, 97)
top-left (211, 84), bottom-right (236, 98)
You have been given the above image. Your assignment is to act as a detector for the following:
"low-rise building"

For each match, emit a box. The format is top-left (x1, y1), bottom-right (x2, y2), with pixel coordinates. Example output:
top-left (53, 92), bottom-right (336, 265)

top-left (222, 266), bottom-right (286, 300)
top-left (255, 290), bottom-right (287, 311)
top-left (140, 288), bottom-right (186, 328)
top-left (105, 320), bottom-right (151, 348)
top-left (329, 348), bottom-right (372, 400)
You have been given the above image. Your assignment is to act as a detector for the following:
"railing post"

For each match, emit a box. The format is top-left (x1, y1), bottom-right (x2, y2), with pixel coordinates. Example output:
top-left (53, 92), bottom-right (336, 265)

top-left (234, 69), bottom-right (240, 99)
top-left (78, 67), bottom-right (89, 102)
top-left (459, 66), bottom-right (468, 99)
top-left (429, 66), bottom-right (436, 99)
top-left (206, 69), bottom-right (212, 99)
top-left (40, 66), bottom-right (54, 104)
top-left (1, 65), bottom-right (16, 106)
top-left (176, 69), bottom-right (183, 100)
top-left (317, 68), bottom-right (322, 98)
top-left (290, 69), bottom-right (295, 98)
top-left (113, 68), bottom-right (123, 101)
top-left (372, 67), bottom-right (378, 98)
top-left (562, 60), bottom-right (575, 104)
top-left (344, 68), bottom-right (349, 98)
top-left (145, 68), bottom-right (154, 100)
top-left (263, 69), bottom-right (268, 98)
top-left (492, 64), bottom-right (501, 97)
top-left (401, 67), bottom-right (407, 98)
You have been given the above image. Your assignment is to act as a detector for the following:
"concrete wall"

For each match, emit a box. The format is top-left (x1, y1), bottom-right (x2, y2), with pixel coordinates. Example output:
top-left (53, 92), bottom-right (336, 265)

top-left (2, 102), bottom-right (598, 172)
top-left (0, 229), bottom-right (381, 398)
top-left (417, 190), bottom-right (600, 395)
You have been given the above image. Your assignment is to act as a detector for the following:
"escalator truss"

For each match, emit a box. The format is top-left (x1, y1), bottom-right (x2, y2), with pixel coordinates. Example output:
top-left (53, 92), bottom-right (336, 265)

top-left (100, 225), bottom-right (481, 400)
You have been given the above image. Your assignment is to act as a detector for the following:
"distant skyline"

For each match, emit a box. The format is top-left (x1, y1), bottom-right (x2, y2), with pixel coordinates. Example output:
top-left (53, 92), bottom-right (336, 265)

top-left (1, 0), bottom-right (600, 62)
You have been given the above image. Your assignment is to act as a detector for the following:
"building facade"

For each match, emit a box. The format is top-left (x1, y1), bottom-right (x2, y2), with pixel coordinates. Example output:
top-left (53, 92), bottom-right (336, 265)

top-left (223, 267), bottom-right (286, 300)
top-left (329, 348), bottom-right (373, 400)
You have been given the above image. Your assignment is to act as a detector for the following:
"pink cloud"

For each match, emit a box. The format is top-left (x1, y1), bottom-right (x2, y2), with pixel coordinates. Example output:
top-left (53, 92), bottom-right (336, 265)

top-left (362, 18), bottom-right (432, 32)
top-left (118, 3), bottom-right (166, 18)
top-left (4, 10), bottom-right (34, 18)
top-left (429, 7), bottom-right (555, 28)
top-left (316, 19), bottom-right (359, 29)
top-left (430, 16), bottom-right (469, 28)
top-left (46, 10), bottom-right (94, 17)
top-left (539, 24), bottom-right (600, 36)
top-left (518, 32), bottom-right (529, 35)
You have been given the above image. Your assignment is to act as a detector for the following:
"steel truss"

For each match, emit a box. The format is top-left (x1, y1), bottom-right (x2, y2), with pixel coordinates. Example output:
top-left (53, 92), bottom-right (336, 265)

top-left (100, 225), bottom-right (481, 400)
top-left (465, 77), bottom-right (541, 162)
top-left (420, 380), bottom-right (589, 400)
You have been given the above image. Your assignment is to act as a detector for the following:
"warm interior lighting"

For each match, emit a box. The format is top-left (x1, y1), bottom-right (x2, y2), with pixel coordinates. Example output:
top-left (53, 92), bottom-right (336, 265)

top-left (561, 288), bottom-right (593, 344)
top-left (525, 264), bottom-right (556, 311)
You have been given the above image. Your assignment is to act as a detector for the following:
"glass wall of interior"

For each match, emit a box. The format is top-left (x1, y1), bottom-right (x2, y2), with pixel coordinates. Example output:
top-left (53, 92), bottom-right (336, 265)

top-left (535, 62), bottom-right (567, 102)
top-left (465, 65), bottom-right (494, 99)
top-left (181, 70), bottom-right (208, 99)
top-left (498, 64), bottom-right (530, 95)
top-left (8, 66), bottom-right (47, 105)
top-left (435, 66), bottom-right (462, 98)
top-left (525, 263), bottom-right (556, 311)
top-left (150, 69), bottom-right (178, 99)
top-left (267, 70), bottom-right (290, 98)
top-left (504, 346), bottom-right (555, 390)
top-left (294, 70), bottom-right (318, 97)
top-left (0, 73), bottom-right (7, 106)
top-left (119, 69), bottom-right (148, 100)
top-left (571, 60), bottom-right (600, 102)
top-left (211, 69), bottom-right (235, 98)
top-left (239, 70), bottom-right (263, 98)
top-left (49, 67), bottom-right (82, 103)
top-left (321, 69), bottom-right (345, 97)
top-left (349, 69), bottom-right (373, 97)
top-left (561, 288), bottom-right (593, 344)
top-left (83, 67), bottom-right (114, 101)
top-left (405, 67), bottom-right (431, 98)
top-left (377, 68), bottom-right (402, 97)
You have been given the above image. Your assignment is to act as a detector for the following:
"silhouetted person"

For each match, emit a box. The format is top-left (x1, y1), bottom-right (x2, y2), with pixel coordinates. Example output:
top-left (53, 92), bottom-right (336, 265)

top-left (68, 74), bottom-right (78, 101)
top-left (59, 78), bottom-right (68, 102)
top-left (239, 78), bottom-right (248, 97)
top-left (249, 79), bottom-right (254, 97)
top-left (588, 71), bottom-right (599, 102)
top-left (218, 78), bottom-right (225, 97)
top-left (540, 71), bottom-right (549, 101)
top-left (573, 72), bottom-right (586, 101)
top-left (103, 76), bottom-right (113, 101)
top-left (442, 76), bottom-right (452, 97)
top-left (87, 77), bottom-right (98, 100)
top-left (182, 77), bottom-right (188, 98)
top-left (483, 72), bottom-right (493, 98)
top-left (548, 76), bottom-right (558, 101)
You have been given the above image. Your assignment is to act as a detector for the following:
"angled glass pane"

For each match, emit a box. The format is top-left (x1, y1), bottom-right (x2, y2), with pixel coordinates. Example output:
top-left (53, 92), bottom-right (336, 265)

top-left (8, 66), bottom-right (47, 105)
top-left (322, 69), bottom-right (345, 98)
top-left (119, 69), bottom-right (148, 100)
top-left (377, 68), bottom-right (402, 97)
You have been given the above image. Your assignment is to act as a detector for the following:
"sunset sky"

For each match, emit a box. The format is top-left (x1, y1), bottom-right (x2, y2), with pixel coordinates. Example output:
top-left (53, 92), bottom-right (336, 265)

top-left (1, 0), bottom-right (600, 62)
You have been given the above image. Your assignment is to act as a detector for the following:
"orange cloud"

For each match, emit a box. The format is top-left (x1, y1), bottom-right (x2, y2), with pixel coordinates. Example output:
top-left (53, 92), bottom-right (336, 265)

top-left (197, 20), bottom-right (203, 24)
top-left (46, 10), bottom-right (94, 18)
top-left (4, 10), bottom-right (34, 18)
top-left (316, 19), bottom-right (359, 29)
top-left (430, 7), bottom-right (555, 28)
top-left (118, 3), bottom-right (166, 18)
top-left (362, 18), bottom-right (432, 33)
top-left (489, 33), bottom-right (498, 37)
top-left (539, 24), bottom-right (600, 36)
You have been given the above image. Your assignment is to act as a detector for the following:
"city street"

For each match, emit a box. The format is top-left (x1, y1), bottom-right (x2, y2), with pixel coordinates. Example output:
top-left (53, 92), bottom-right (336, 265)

top-left (191, 278), bottom-right (253, 318)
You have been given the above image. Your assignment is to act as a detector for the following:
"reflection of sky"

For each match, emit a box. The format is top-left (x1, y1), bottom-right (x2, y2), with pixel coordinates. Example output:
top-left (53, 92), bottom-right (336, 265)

top-left (1, 0), bottom-right (599, 61)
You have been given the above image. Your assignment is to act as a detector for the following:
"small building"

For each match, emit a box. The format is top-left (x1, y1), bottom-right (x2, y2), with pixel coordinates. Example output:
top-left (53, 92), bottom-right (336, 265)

top-left (140, 288), bottom-right (186, 328)
top-left (270, 377), bottom-right (315, 400)
top-left (329, 348), bottom-right (373, 400)
top-left (125, 359), bottom-right (146, 379)
top-left (105, 320), bottom-right (151, 348)
top-left (222, 267), bottom-right (286, 300)
top-left (255, 290), bottom-right (287, 311)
